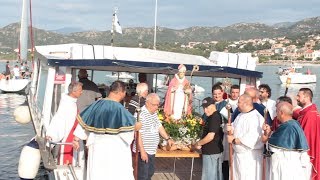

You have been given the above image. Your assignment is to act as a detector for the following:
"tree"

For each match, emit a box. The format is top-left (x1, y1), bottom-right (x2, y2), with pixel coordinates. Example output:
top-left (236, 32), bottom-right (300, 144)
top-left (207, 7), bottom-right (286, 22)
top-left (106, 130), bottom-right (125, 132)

top-left (258, 55), bottom-right (269, 63)
top-left (214, 41), bottom-right (229, 52)
top-left (243, 42), bottom-right (256, 52)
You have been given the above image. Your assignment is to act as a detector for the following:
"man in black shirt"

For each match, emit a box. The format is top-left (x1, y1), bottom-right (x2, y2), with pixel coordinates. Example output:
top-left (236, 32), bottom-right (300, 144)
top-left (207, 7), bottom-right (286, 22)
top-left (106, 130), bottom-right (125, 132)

top-left (193, 97), bottom-right (224, 180)
top-left (77, 69), bottom-right (102, 112)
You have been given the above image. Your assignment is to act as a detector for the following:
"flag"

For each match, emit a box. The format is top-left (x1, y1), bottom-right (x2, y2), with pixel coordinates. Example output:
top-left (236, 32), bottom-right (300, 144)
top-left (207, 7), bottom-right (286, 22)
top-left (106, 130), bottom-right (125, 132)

top-left (112, 13), bottom-right (122, 34)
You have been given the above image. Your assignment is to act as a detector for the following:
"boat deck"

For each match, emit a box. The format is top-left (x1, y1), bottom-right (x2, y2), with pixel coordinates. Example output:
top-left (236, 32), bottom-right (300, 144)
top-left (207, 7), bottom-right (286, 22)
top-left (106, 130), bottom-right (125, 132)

top-left (152, 157), bottom-right (202, 180)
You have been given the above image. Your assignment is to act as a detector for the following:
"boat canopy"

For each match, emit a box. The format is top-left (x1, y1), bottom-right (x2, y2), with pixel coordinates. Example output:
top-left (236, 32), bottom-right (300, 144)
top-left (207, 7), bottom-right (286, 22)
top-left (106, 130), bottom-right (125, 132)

top-left (35, 43), bottom-right (262, 79)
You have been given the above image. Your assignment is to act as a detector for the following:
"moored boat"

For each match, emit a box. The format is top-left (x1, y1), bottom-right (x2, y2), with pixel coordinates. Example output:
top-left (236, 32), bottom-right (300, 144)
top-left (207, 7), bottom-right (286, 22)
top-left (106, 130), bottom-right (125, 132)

top-left (24, 43), bottom-right (263, 179)
top-left (277, 65), bottom-right (317, 84)
top-left (279, 73), bottom-right (317, 84)
top-left (0, 0), bottom-right (32, 93)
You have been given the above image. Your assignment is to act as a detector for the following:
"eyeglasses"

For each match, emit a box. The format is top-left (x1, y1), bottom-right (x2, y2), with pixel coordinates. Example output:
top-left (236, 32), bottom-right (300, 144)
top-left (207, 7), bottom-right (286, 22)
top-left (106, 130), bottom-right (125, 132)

top-left (149, 102), bottom-right (160, 107)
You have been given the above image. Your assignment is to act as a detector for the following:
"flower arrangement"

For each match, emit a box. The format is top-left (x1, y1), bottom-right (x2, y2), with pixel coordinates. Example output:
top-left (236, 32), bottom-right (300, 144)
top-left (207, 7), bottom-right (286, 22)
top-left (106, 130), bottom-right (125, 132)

top-left (158, 109), bottom-right (204, 150)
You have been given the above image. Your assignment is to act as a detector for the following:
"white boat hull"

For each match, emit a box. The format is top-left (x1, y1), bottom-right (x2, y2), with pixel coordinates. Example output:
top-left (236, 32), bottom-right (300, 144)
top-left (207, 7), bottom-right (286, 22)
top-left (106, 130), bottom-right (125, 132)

top-left (279, 74), bottom-right (317, 84)
top-left (0, 79), bottom-right (30, 92)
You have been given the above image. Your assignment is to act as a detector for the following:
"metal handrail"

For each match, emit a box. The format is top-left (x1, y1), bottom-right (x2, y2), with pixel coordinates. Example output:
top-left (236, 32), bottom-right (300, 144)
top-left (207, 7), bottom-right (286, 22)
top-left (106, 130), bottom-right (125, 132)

top-left (47, 141), bottom-right (80, 167)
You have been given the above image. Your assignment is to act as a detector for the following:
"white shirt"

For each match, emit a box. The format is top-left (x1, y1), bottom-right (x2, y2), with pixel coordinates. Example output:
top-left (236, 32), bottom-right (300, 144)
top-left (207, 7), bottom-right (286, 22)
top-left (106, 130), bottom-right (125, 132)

top-left (261, 99), bottom-right (277, 119)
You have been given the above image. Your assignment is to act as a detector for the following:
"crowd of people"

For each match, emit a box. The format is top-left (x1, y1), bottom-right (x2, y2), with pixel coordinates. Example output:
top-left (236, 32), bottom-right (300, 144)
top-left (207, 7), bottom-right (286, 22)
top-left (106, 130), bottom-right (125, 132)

top-left (0, 61), bottom-right (30, 80)
top-left (45, 66), bottom-right (320, 180)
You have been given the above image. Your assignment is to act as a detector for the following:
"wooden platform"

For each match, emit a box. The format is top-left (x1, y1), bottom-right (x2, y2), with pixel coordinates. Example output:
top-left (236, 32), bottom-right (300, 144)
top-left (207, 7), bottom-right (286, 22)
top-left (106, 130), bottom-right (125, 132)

top-left (152, 150), bottom-right (202, 180)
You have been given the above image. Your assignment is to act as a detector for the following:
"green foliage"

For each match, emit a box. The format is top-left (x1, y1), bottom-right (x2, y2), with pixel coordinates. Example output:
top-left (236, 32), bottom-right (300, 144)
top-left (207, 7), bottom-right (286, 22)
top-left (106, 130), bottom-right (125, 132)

top-left (297, 56), bottom-right (304, 60)
top-left (258, 55), bottom-right (269, 63)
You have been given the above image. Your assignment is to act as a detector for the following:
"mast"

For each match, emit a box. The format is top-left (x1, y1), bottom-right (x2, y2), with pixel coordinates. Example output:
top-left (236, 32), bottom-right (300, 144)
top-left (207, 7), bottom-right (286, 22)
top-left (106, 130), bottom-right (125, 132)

top-left (111, 9), bottom-right (115, 47)
top-left (20, 0), bottom-right (29, 62)
top-left (153, 0), bottom-right (158, 50)
top-left (29, 0), bottom-right (34, 62)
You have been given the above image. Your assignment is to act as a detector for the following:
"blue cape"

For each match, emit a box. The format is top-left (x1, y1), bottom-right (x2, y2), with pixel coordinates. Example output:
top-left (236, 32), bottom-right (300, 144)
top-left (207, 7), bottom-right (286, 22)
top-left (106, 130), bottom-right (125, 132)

top-left (78, 99), bottom-right (135, 134)
top-left (269, 120), bottom-right (309, 151)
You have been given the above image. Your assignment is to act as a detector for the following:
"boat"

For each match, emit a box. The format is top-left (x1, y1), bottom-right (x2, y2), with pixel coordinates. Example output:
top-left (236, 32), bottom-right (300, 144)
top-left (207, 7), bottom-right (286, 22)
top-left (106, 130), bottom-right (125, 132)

top-left (106, 72), bottom-right (134, 81)
top-left (0, 0), bottom-right (32, 93)
top-left (23, 43), bottom-right (263, 179)
top-left (277, 65), bottom-right (316, 84)
top-left (0, 78), bottom-right (30, 93)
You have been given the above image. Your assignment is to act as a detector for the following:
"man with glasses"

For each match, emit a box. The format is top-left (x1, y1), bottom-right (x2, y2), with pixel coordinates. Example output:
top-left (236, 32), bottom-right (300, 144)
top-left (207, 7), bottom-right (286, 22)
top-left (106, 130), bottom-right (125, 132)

top-left (133, 93), bottom-right (175, 180)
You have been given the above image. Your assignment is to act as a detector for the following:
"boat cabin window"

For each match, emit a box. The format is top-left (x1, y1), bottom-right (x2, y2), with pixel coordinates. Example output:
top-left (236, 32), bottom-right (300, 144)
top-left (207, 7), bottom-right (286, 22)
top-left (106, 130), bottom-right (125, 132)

top-left (245, 77), bottom-right (257, 87)
top-left (37, 65), bottom-right (49, 112)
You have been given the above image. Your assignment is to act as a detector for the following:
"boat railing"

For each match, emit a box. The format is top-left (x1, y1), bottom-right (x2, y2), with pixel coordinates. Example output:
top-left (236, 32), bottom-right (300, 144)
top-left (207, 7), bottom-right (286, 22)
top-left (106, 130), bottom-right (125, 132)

top-left (47, 140), bottom-right (81, 167)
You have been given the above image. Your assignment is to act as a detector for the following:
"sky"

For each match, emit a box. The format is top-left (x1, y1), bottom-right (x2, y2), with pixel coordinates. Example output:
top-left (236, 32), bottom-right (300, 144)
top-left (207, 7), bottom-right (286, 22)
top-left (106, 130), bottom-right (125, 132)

top-left (1, 0), bottom-right (320, 31)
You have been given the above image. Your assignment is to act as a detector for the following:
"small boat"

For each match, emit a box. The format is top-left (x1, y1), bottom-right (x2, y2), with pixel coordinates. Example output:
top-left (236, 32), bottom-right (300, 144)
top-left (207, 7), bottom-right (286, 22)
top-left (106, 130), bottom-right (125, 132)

top-left (106, 72), bottom-right (134, 81)
top-left (193, 84), bottom-right (205, 93)
top-left (0, 0), bottom-right (31, 93)
top-left (278, 65), bottom-right (316, 84)
top-left (0, 79), bottom-right (30, 93)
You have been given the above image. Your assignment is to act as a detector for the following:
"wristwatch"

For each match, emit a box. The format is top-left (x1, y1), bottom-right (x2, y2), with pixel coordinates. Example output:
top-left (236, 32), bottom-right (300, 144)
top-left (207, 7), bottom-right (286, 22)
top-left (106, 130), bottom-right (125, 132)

top-left (232, 138), bottom-right (236, 144)
top-left (165, 136), bottom-right (172, 141)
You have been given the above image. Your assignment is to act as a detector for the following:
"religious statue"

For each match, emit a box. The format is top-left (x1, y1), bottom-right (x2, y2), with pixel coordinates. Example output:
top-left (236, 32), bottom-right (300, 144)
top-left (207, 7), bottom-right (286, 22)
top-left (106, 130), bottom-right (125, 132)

top-left (164, 64), bottom-right (192, 120)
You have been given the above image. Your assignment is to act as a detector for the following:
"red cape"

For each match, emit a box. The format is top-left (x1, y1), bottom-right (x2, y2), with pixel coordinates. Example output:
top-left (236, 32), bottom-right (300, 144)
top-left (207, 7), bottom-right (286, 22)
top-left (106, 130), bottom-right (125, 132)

top-left (298, 104), bottom-right (320, 180)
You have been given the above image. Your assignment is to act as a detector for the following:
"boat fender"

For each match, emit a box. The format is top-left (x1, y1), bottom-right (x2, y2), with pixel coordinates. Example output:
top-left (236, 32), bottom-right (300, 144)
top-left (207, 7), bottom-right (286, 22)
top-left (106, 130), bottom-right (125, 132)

top-left (14, 105), bottom-right (31, 124)
top-left (18, 138), bottom-right (40, 179)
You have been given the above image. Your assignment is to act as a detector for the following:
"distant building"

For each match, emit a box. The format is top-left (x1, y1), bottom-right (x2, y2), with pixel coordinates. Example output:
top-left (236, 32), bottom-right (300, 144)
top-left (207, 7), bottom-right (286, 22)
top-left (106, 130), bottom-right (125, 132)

top-left (305, 40), bottom-right (316, 50)
top-left (312, 50), bottom-right (320, 60)
top-left (257, 49), bottom-right (274, 56)
top-left (304, 49), bottom-right (314, 59)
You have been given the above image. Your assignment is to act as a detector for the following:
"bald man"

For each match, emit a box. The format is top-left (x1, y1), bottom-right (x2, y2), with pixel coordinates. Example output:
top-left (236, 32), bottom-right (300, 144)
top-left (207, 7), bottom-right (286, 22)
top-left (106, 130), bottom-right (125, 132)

top-left (226, 94), bottom-right (265, 180)
top-left (232, 87), bottom-right (272, 125)
top-left (262, 102), bottom-right (311, 180)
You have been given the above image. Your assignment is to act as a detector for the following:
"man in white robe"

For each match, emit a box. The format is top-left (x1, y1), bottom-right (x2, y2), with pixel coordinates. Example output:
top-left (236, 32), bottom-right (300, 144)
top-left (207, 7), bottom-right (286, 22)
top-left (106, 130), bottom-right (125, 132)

top-left (46, 82), bottom-right (84, 166)
top-left (73, 80), bottom-right (141, 180)
top-left (227, 94), bottom-right (265, 180)
top-left (262, 102), bottom-right (312, 180)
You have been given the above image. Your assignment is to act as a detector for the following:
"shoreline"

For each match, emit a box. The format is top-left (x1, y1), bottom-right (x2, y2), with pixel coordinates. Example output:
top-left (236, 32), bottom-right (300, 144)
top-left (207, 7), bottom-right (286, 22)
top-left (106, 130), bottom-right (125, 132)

top-left (2, 59), bottom-right (320, 66)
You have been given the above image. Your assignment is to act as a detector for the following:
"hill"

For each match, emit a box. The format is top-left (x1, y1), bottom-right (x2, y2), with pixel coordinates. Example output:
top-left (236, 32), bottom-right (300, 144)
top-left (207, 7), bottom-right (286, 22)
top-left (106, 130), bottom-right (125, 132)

top-left (1, 16), bottom-right (320, 51)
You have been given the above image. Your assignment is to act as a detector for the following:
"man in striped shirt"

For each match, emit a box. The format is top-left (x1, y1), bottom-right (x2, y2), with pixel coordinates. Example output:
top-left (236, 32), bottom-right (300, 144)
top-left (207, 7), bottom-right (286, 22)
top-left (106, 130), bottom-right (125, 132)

top-left (133, 93), bottom-right (175, 180)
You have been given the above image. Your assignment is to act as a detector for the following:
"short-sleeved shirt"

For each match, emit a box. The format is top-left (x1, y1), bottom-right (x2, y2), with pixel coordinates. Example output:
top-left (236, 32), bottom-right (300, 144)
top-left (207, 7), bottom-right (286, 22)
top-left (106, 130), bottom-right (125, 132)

top-left (201, 111), bottom-right (224, 155)
top-left (77, 78), bottom-right (102, 112)
top-left (133, 105), bottom-right (162, 155)
top-left (5, 64), bottom-right (10, 75)
top-left (128, 95), bottom-right (146, 115)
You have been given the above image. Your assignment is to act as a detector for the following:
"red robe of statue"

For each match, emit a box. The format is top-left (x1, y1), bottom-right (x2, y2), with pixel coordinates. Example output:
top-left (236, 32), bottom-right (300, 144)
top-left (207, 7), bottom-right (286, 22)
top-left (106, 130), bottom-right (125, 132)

top-left (297, 104), bottom-right (320, 180)
top-left (164, 74), bottom-right (192, 120)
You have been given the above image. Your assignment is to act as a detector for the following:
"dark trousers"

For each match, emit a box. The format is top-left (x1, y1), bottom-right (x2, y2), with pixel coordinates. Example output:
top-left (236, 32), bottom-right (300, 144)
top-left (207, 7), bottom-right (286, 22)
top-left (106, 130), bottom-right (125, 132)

top-left (222, 160), bottom-right (229, 180)
top-left (138, 153), bottom-right (155, 180)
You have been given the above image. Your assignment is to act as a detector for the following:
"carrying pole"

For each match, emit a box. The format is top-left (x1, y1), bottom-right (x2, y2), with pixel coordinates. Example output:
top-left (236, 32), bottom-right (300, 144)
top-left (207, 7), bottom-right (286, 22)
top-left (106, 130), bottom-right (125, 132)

top-left (284, 77), bottom-right (291, 96)
top-left (223, 77), bottom-right (233, 180)
top-left (262, 108), bottom-right (268, 180)
top-left (134, 97), bottom-right (141, 180)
